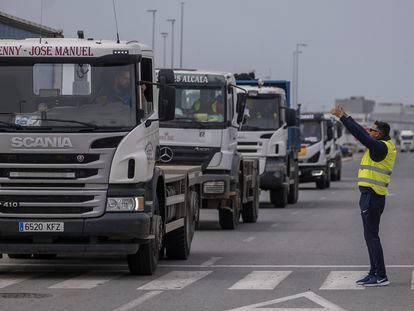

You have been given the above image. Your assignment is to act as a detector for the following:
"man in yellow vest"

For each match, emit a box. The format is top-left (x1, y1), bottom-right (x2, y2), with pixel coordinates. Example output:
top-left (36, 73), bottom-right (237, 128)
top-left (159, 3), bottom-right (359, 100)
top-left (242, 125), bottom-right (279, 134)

top-left (331, 104), bottom-right (396, 287)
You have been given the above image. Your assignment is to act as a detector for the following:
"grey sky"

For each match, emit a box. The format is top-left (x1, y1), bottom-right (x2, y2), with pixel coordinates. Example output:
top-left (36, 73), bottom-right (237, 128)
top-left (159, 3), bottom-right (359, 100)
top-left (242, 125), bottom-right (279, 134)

top-left (1, 0), bottom-right (413, 111)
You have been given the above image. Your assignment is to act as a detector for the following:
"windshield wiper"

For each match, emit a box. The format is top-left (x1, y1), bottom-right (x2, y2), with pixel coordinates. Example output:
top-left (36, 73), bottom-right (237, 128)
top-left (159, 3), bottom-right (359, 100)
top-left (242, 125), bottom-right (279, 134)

top-left (36, 118), bottom-right (99, 129)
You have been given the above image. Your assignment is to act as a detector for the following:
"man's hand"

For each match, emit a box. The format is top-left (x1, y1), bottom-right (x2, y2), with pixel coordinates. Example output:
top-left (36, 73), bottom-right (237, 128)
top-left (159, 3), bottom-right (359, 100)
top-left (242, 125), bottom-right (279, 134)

top-left (330, 104), bottom-right (347, 118)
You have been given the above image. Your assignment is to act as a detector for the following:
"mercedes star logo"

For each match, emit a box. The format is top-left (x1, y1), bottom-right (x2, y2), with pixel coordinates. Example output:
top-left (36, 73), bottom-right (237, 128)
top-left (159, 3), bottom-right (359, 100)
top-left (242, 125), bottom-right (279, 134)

top-left (159, 147), bottom-right (174, 163)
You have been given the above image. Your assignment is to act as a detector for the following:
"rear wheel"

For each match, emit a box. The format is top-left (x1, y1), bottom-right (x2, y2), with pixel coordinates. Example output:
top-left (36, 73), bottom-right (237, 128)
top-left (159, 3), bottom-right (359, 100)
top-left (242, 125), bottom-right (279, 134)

top-left (242, 186), bottom-right (259, 223)
top-left (127, 215), bottom-right (163, 275)
top-left (219, 191), bottom-right (240, 230)
top-left (8, 254), bottom-right (32, 259)
top-left (316, 176), bottom-right (327, 189)
top-left (270, 187), bottom-right (288, 208)
top-left (287, 169), bottom-right (299, 204)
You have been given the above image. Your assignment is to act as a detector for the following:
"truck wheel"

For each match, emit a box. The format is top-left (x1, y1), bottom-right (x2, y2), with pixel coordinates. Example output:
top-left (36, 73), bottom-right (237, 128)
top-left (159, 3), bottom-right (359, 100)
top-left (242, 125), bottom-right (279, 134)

top-left (8, 254), bottom-right (32, 259)
top-left (219, 191), bottom-right (240, 230)
top-left (166, 189), bottom-right (198, 259)
top-left (316, 176), bottom-right (327, 189)
top-left (325, 169), bottom-right (331, 188)
top-left (242, 186), bottom-right (259, 223)
top-left (32, 254), bottom-right (57, 259)
top-left (127, 215), bottom-right (163, 275)
top-left (287, 170), bottom-right (299, 204)
top-left (337, 169), bottom-right (342, 181)
top-left (270, 187), bottom-right (288, 208)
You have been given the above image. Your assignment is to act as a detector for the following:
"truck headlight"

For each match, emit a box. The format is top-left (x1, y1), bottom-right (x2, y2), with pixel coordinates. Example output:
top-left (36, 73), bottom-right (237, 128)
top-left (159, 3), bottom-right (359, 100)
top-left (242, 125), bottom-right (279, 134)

top-left (106, 197), bottom-right (144, 212)
top-left (311, 170), bottom-right (324, 177)
top-left (203, 181), bottom-right (225, 194)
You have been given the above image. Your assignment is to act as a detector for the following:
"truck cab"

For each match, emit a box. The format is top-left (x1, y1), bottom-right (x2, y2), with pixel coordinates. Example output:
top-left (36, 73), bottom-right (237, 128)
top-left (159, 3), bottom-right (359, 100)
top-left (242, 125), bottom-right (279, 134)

top-left (159, 69), bottom-right (259, 229)
top-left (298, 113), bottom-right (335, 189)
top-left (0, 37), bottom-right (202, 275)
top-left (236, 80), bottom-right (299, 208)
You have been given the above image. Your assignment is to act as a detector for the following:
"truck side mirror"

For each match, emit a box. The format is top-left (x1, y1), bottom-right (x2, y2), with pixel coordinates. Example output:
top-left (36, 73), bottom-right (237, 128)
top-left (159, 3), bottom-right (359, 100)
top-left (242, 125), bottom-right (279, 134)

top-left (236, 92), bottom-right (247, 124)
top-left (157, 69), bottom-right (176, 121)
top-left (285, 108), bottom-right (296, 127)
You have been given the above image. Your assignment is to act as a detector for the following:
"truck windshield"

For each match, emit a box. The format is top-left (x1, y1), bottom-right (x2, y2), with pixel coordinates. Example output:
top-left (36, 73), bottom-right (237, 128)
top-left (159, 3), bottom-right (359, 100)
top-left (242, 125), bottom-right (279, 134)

top-left (162, 86), bottom-right (226, 128)
top-left (402, 135), bottom-right (413, 140)
top-left (301, 121), bottom-right (322, 144)
top-left (241, 95), bottom-right (281, 131)
top-left (0, 62), bottom-right (138, 132)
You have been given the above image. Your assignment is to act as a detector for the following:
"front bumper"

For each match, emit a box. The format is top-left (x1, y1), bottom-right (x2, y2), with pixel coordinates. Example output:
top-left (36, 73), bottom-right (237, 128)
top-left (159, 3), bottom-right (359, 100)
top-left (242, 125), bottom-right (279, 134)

top-left (0, 212), bottom-right (151, 254)
top-left (299, 165), bottom-right (326, 183)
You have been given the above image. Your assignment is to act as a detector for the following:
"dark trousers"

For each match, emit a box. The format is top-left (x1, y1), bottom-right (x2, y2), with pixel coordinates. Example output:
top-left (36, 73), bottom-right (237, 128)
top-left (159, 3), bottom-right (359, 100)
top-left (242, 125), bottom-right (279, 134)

top-left (359, 187), bottom-right (386, 278)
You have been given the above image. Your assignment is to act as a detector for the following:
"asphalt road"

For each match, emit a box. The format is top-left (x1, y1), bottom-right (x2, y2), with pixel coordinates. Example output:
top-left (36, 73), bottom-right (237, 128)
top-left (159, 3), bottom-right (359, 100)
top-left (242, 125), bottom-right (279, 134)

top-left (0, 153), bottom-right (413, 311)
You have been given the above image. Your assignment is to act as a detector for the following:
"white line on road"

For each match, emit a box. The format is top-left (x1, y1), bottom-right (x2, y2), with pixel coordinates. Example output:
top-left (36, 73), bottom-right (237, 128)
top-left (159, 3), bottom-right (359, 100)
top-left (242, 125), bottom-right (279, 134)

top-left (112, 291), bottom-right (163, 311)
top-left (137, 271), bottom-right (212, 290)
top-left (320, 197), bottom-right (327, 200)
top-left (320, 271), bottom-right (366, 290)
top-left (201, 257), bottom-right (223, 267)
top-left (0, 271), bottom-right (47, 289)
top-left (271, 223), bottom-right (280, 228)
top-left (229, 271), bottom-right (291, 290)
top-left (49, 271), bottom-right (117, 289)
top-left (242, 237), bottom-right (256, 243)
top-left (291, 211), bottom-right (300, 215)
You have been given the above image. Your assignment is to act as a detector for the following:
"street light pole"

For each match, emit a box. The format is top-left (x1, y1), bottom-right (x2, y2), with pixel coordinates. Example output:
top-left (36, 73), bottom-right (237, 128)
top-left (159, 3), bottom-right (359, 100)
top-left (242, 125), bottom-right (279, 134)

top-left (161, 32), bottom-right (168, 68)
top-left (293, 43), bottom-right (307, 108)
top-left (166, 19), bottom-right (176, 68)
top-left (146, 9), bottom-right (157, 51)
top-left (180, 2), bottom-right (185, 68)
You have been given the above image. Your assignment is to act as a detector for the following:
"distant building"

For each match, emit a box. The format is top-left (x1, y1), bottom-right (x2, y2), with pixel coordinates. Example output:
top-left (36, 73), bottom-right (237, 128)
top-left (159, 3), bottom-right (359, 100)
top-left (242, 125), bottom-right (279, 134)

top-left (0, 11), bottom-right (63, 39)
top-left (335, 96), bottom-right (375, 114)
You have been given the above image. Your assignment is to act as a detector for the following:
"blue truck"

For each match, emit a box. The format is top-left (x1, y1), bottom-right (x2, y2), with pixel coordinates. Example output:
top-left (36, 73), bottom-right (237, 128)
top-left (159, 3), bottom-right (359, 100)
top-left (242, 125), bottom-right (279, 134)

top-left (236, 79), bottom-right (301, 208)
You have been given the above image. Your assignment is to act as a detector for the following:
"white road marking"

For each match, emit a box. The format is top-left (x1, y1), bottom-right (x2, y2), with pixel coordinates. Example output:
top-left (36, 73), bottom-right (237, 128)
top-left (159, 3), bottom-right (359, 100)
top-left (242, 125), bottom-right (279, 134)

top-left (201, 257), bottom-right (223, 267)
top-left (137, 271), bottom-right (212, 290)
top-left (225, 291), bottom-right (346, 311)
top-left (49, 271), bottom-right (117, 289)
top-left (0, 271), bottom-right (46, 289)
top-left (271, 223), bottom-right (280, 228)
top-left (229, 271), bottom-right (291, 290)
top-left (320, 197), bottom-right (327, 200)
top-left (112, 291), bottom-right (162, 311)
top-left (291, 211), bottom-right (300, 215)
top-left (243, 237), bottom-right (256, 243)
top-left (320, 271), bottom-right (366, 290)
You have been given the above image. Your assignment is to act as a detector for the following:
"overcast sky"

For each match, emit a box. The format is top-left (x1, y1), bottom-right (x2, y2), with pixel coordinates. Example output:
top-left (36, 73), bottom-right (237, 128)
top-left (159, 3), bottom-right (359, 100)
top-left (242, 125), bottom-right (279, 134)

top-left (1, 0), bottom-right (413, 111)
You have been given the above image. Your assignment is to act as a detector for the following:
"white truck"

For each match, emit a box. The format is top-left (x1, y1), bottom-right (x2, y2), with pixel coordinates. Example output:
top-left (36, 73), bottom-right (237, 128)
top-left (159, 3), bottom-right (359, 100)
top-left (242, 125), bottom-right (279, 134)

top-left (158, 69), bottom-right (260, 230)
top-left (399, 130), bottom-right (414, 152)
top-left (0, 37), bottom-right (203, 275)
top-left (235, 80), bottom-right (300, 208)
top-left (298, 113), bottom-right (336, 189)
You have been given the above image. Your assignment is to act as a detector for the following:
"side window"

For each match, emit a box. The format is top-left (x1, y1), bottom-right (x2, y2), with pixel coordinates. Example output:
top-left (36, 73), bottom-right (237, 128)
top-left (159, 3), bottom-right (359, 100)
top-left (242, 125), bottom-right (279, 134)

top-left (140, 58), bottom-right (154, 119)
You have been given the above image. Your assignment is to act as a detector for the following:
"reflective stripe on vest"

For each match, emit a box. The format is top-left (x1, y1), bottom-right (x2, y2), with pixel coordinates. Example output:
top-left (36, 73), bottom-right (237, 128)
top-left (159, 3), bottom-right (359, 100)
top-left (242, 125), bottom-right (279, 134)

top-left (357, 139), bottom-right (396, 195)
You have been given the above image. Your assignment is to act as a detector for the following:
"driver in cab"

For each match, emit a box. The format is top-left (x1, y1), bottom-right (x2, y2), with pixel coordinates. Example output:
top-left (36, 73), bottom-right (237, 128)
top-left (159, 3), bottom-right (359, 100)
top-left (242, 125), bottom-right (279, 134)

top-left (192, 91), bottom-right (224, 122)
top-left (97, 70), bottom-right (132, 106)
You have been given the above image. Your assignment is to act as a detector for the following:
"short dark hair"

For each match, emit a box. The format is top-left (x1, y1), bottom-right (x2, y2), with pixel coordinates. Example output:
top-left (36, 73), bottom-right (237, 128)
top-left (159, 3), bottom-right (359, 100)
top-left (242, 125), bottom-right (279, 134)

top-left (374, 120), bottom-right (390, 138)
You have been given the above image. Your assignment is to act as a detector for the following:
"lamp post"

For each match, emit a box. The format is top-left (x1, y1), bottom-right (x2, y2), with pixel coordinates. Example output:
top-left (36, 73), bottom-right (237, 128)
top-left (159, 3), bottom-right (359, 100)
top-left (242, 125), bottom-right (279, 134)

top-left (179, 2), bottom-right (185, 68)
top-left (293, 43), bottom-right (307, 108)
top-left (146, 9), bottom-right (157, 51)
top-left (161, 32), bottom-right (168, 68)
top-left (166, 18), bottom-right (176, 68)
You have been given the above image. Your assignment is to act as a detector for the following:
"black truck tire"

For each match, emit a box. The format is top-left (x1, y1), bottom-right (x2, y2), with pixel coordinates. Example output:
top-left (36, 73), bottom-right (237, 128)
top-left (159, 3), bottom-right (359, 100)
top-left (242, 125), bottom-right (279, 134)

top-left (127, 215), bottom-right (163, 275)
top-left (8, 254), bottom-right (32, 259)
top-left (287, 170), bottom-right (299, 204)
top-left (270, 187), bottom-right (288, 208)
top-left (219, 191), bottom-right (240, 230)
top-left (166, 189), bottom-right (198, 260)
top-left (242, 186), bottom-right (259, 223)
top-left (316, 176), bottom-right (327, 189)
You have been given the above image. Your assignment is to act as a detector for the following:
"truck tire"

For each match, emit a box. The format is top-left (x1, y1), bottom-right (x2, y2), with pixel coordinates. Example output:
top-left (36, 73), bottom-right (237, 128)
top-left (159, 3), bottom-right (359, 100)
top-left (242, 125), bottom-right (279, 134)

top-left (166, 189), bottom-right (198, 259)
top-left (325, 169), bottom-right (331, 188)
top-left (242, 186), bottom-right (259, 223)
top-left (219, 191), bottom-right (240, 230)
top-left (8, 254), bottom-right (32, 259)
top-left (287, 170), bottom-right (299, 204)
top-left (127, 215), bottom-right (163, 275)
top-left (316, 176), bottom-right (327, 189)
top-left (270, 187), bottom-right (288, 208)
top-left (32, 254), bottom-right (57, 259)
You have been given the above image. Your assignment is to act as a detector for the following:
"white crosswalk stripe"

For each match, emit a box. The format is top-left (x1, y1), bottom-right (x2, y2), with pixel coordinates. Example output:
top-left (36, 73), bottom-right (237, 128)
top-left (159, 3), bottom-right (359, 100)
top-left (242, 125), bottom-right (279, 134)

top-left (320, 271), bottom-right (366, 290)
top-left (0, 271), bottom-right (47, 289)
top-left (137, 271), bottom-right (212, 290)
top-left (229, 271), bottom-right (291, 290)
top-left (48, 272), bottom-right (118, 289)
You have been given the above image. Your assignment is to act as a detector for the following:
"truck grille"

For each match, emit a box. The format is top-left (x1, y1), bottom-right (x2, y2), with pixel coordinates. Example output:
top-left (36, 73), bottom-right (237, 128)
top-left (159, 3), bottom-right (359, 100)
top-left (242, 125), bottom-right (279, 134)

top-left (0, 153), bottom-right (99, 164)
top-left (159, 146), bottom-right (220, 170)
top-left (237, 141), bottom-right (260, 154)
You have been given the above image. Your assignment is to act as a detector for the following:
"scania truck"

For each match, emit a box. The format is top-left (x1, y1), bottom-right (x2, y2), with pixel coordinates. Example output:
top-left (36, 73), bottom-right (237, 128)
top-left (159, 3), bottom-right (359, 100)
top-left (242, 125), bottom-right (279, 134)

top-left (399, 130), bottom-right (414, 152)
top-left (236, 79), bottom-right (300, 208)
top-left (0, 37), bottom-right (203, 275)
top-left (158, 69), bottom-right (260, 230)
top-left (298, 113), bottom-right (335, 189)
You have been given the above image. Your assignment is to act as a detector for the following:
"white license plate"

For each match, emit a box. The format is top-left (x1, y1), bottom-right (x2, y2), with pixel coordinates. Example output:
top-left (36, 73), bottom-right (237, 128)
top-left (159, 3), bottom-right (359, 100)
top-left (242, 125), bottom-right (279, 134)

top-left (19, 222), bottom-right (64, 232)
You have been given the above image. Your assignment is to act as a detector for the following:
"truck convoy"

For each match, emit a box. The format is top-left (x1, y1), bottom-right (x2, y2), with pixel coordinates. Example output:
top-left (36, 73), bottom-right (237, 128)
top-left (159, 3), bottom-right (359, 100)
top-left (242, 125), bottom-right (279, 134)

top-left (399, 130), bottom-right (414, 152)
top-left (298, 113), bottom-right (337, 189)
top-left (0, 37), bottom-right (203, 275)
top-left (236, 79), bottom-right (300, 208)
top-left (158, 69), bottom-right (260, 230)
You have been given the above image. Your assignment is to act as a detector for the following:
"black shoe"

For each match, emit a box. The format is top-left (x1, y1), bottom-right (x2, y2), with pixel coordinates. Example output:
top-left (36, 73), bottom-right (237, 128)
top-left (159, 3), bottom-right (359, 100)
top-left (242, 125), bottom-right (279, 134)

top-left (356, 274), bottom-right (374, 285)
top-left (363, 276), bottom-right (390, 287)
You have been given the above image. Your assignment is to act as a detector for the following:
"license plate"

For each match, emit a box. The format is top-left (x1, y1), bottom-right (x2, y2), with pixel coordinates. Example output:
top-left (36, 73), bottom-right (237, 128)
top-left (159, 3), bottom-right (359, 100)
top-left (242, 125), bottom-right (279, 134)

top-left (19, 222), bottom-right (64, 232)
top-left (299, 147), bottom-right (307, 156)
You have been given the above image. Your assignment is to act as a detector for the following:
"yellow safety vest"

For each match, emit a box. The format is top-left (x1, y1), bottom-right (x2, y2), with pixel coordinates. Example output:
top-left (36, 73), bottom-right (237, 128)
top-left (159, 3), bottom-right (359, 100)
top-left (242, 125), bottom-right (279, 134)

top-left (357, 139), bottom-right (396, 195)
top-left (193, 100), bottom-right (218, 113)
